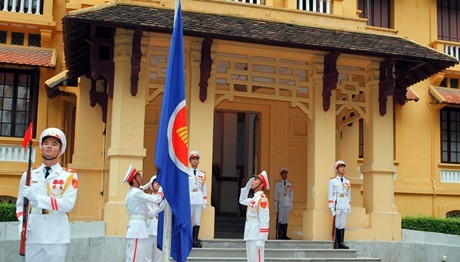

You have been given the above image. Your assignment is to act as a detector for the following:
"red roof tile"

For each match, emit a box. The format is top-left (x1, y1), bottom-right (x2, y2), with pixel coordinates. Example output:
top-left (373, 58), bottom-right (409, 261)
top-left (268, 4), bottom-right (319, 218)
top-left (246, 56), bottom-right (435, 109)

top-left (406, 88), bottom-right (420, 101)
top-left (0, 45), bottom-right (56, 67)
top-left (430, 86), bottom-right (460, 104)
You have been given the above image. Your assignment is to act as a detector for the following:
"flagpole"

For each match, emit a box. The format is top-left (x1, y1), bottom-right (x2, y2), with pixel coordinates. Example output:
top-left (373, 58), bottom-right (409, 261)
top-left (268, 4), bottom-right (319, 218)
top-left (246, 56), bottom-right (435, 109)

top-left (161, 201), bottom-right (172, 262)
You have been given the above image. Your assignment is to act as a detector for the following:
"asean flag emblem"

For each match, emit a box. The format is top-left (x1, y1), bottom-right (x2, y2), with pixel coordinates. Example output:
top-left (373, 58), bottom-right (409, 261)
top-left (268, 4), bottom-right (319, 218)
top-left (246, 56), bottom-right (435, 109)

top-left (167, 100), bottom-right (189, 173)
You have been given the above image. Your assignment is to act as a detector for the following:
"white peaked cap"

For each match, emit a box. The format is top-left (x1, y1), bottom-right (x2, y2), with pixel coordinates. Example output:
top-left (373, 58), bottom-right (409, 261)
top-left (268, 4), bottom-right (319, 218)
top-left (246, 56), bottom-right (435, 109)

top-left (258, 170), bottom-right (270, 190)
top-left (279, 167), bottom-right (288, 173)
top-left (146, 175), bottom-right (157, 190)
top-left (334, 160), bottom-right (346, 172)
top-left (188, 150), bottom-right (200, 159)
top-left (123, 164), bottom-right (138, 183)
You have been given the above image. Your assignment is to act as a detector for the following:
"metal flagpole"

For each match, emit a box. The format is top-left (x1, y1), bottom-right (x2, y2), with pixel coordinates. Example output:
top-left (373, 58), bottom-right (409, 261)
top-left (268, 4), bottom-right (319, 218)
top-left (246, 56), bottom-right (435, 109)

top-left (161, 200), bottom-right (172, 262)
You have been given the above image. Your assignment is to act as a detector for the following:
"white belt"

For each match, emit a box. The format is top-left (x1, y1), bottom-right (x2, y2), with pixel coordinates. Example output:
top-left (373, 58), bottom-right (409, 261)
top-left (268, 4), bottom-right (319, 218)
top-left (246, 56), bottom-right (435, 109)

top-left (130, 215), bottom-right (146, 220)
top-left (30, 208), bottom-right (54, 215)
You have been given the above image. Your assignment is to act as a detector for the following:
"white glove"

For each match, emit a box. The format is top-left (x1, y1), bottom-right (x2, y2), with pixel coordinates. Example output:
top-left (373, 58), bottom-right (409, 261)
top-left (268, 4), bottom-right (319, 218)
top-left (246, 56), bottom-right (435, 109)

top-left (23, 186), bottom-right (38, 207)
top-left (202, 204), bottom-right (207, 209)
top-left (256, 240), bottom-right (264, 249)
top-left (244, 177), bottom-right (254, 190)
top-left (17, 216), bottom-right (23, 236)
top-left (139, 184), bottom-right (148, 191)
top-left (330, 207), bottom-right (335, 217)
top-left (18, 222), bottom-right (23, 236)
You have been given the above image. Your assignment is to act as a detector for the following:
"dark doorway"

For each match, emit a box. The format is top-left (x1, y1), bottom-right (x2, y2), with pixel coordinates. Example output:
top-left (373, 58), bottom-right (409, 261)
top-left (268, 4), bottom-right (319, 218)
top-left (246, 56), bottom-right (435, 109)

top-left (212, 111), bottom-right (259, 238)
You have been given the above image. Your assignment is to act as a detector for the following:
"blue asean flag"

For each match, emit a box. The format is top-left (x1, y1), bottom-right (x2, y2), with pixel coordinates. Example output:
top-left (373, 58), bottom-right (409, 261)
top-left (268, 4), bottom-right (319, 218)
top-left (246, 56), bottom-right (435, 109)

top-left (155, 1), bottom-right (192, 261)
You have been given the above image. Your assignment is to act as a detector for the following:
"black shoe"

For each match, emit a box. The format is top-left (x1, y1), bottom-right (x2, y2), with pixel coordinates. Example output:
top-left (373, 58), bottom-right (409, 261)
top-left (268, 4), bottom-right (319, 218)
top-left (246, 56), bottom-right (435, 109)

top-left (338, 229), bottom-right (349, 249)
top-left (193, 240), bottom-right (202, 248)
top-left (333, 228), bottom-right (341, 249)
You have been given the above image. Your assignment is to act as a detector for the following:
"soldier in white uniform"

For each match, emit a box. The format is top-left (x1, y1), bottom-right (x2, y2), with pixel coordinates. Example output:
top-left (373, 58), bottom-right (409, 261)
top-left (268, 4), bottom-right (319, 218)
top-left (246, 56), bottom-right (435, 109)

top-left (188, 150), bottom-right (207, 248)
top-left (16, 127), bottom-right (78, 262)
top-left (328, 160), bottom-right (350, 249)
top-left (274, 167), bottom-right (293, 239)
top-left (141, 175), bottom-right (165, 262)
top-left (239, 171), bottom-right (270, 262)
top-left (124, 165), bottom-right (164, 262)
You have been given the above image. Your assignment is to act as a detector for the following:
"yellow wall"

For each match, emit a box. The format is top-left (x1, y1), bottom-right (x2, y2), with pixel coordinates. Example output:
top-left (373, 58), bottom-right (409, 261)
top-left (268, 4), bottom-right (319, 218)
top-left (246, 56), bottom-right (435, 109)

top-left (1, 0), bottom-right (460, 242)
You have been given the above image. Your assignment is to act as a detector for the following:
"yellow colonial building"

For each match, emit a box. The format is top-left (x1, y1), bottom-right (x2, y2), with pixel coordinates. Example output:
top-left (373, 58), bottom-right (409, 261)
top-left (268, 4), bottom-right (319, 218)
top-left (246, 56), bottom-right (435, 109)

top-left (1, 0), bottom-right (460, 242)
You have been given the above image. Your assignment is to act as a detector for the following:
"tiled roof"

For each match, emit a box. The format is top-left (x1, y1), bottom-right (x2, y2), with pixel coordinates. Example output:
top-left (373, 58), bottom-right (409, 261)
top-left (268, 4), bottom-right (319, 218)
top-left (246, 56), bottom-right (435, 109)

top-left (62, 3), bottom-right (457, 84)
top-left (406, 88), bottom-right (420, 102)
top-left (430, 86), bottom-right (460, 104)
top-left (0, 45), bottom-right (56, 67)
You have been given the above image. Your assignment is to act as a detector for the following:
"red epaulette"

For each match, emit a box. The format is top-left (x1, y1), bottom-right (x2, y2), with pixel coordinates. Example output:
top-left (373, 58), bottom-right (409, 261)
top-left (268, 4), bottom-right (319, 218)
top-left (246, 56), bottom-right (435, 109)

top-left (62, 167), bottom-right (77, 173)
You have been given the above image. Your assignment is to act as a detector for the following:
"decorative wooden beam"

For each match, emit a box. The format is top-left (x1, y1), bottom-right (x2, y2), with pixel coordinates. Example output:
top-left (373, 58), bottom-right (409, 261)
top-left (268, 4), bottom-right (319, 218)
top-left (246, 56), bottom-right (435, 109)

top-left (87, 25), bottom-right (114, 98)
top-left (89, 79), bottom-right (108, 123)
top-left (393, 70), bottom-right (409, 106)
top-left (86, 25), bottom-right (115, 123)
top-left (322, 51), bottom-right (340, 111)
top-left (378, 58), bottom-right (395, 116)
top-left (130, 30), bottom-right (143, 96)
top-left (199, 37), bottom-right (213, 102)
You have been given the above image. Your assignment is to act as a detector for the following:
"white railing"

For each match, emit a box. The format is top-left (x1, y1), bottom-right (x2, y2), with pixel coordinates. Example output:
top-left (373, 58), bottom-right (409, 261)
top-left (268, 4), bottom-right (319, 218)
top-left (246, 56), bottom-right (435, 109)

top-left (0, 145), bottom-right (36, 163)
top-left (298, 0), bottom-right (332, 14)
top-left (230, 0), bottom-right (262, 5)
top-left (444, 44), bottom-right (460, 61)
top-left (2, 0), bottom-right (42, 15)
top-left (440, 170), bottom-right (460, 183)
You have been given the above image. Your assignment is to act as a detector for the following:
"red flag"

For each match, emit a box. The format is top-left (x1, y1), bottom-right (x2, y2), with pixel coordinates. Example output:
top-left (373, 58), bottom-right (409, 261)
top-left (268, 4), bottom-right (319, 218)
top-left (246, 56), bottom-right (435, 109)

top-left (22, 123), bottom-right (33, 148)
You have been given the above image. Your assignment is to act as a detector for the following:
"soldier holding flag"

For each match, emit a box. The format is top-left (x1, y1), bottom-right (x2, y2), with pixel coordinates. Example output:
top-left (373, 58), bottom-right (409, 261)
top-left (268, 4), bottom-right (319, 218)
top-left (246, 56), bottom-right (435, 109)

top-left (124, 165), bottom-right (164, 262)
top-left (16, 127), bottom-right (78, 261)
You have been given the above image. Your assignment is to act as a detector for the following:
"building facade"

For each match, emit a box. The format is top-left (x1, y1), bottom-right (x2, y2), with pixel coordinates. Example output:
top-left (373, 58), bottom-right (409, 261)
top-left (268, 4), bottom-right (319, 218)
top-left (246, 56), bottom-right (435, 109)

top-left (1, 0), bottom-right (459, 241)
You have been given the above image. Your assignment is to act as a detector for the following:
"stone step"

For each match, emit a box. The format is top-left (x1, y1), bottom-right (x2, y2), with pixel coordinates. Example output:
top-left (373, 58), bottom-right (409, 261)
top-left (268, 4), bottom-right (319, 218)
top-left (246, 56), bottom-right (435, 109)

top-left (203, 239), bottom-right (333, 249)
top-left (187, 258), bottom-right (381, 262)
top-left (189, 248), bottom-right (358, 259)
top-left (214, 232), bottom-right (243, 239)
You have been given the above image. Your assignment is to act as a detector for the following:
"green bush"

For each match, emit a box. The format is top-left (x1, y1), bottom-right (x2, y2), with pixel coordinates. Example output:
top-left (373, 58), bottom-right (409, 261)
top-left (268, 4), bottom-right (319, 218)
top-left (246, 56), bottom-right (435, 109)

top-left (402, 216), bottom-right (460, 235)
top-left (0, 201), bottom-right (17, 222)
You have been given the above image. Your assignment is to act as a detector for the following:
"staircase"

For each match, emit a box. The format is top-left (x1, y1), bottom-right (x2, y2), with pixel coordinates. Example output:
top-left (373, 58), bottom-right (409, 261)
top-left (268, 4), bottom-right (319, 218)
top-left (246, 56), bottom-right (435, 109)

top-left (187, 239), bottom-right (381, 261)
top-left (214, 215), bottom-right (246, 238)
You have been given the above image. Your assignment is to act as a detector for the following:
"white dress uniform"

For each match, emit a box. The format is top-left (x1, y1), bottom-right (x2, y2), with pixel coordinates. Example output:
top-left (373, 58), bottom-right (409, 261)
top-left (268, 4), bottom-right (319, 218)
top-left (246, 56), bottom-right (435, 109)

top-left (145, 195), bottom-right (165, 262)
top-left (328, 175), bottom-right (351, 229)
top-left (239, 172), bottom-right (270, 262)
top-left (188, 168), bottom-right (207, 226)
top-left (16, 163), bottom-right (78, 262)
top-left (274, 179), bottom-right (293, 224)
top-left (125, 187), bottom-right (164, 262)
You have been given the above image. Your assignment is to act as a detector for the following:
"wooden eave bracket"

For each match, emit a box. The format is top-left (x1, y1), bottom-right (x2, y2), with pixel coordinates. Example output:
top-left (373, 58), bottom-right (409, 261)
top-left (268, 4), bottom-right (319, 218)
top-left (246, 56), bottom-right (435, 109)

top-left (199, 37), bottom-right (213, 102)
top-left (89, 80), bottom-right (108, 123)
top-left (379, 59), bottom-right (395, 116)
top-left (130, 30), bottom-right (143, 96)
top-left (87, 25), bottom-right (114, 123)
top-left (322, 51), bottom-right (340, 111)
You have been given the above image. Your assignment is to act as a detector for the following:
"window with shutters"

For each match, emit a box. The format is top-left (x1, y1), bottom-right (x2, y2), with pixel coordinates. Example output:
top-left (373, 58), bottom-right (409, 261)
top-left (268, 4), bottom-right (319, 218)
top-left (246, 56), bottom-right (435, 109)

top-left (358, 0), bottom-right (392, 28)
top-left (0, 69), bottom-right (39, 138)
top-left (441, 108), bottom-right (460, 163)
top-left (438, 0), bottom-right (460, 42)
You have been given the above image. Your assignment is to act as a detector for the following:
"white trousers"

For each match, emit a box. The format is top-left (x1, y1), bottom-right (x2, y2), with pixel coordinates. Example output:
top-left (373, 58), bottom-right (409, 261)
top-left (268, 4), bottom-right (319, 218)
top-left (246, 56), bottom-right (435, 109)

top-left (246, 240), bottom-right (264, 262)
top-left (191, 204), bottom-right (203, 226)
top-left (277, 206), bottom-right (290, 224)
top-left (145, 235), bottom-right (162, 262)
top-left (26, 243), bottom-right (67, 262)
top-left (334, 209), bottom-right (349, 229)
top-left (126, 238), bottom-right (149, 262)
